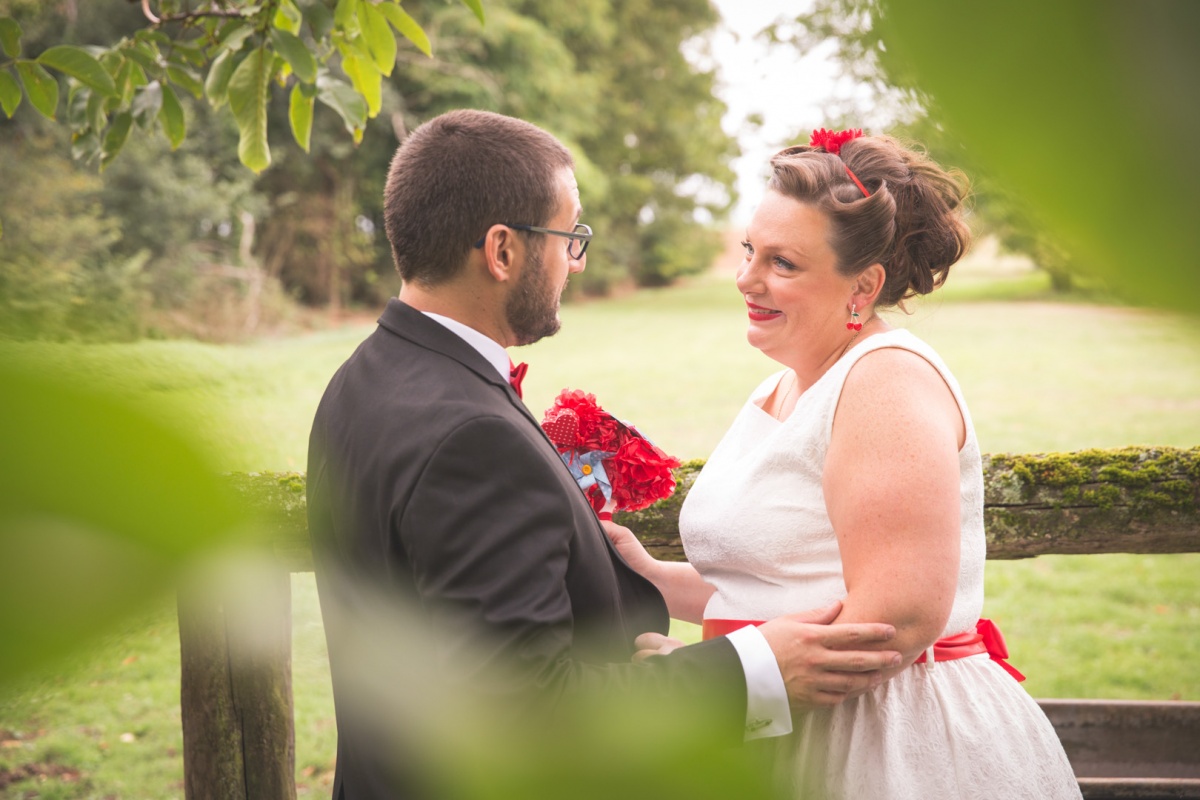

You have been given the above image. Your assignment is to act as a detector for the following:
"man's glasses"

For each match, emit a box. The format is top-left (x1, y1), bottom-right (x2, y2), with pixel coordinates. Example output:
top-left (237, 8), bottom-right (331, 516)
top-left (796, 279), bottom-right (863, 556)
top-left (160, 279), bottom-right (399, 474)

top-left (474, 223), bottom-right (593, 260)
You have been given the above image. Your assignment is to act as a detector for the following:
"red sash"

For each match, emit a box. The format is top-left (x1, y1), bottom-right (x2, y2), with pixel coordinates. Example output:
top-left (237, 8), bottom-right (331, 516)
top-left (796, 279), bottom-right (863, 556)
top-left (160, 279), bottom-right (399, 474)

top-left (701, 616), bottom-right (1025, 682)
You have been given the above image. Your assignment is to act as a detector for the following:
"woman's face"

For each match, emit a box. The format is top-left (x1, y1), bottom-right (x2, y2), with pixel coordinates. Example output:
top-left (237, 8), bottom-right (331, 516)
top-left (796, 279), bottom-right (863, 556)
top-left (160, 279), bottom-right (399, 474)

top-left (735, 190), bottom-right (857, 368)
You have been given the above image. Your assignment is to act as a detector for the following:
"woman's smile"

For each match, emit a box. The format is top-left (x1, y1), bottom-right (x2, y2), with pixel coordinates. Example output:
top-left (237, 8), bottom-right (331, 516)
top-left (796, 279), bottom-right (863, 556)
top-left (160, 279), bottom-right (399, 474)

top-left (746, 301), bottom-right (783, 321)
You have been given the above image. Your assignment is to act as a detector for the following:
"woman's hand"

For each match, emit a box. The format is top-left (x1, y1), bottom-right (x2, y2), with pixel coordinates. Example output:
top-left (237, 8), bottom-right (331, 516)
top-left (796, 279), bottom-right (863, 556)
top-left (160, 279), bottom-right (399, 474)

top-left (602, 519), bottom-right (716, 625)
top-left (601, 519), bottom-right (660, 580)
top-left (631, 631), bottom-right (686, 662)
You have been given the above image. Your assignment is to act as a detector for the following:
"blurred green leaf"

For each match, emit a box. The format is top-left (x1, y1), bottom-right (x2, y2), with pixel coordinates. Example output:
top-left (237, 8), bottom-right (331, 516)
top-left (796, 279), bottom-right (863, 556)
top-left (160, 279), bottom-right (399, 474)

top-left (121, 40), bottom-right (160, 72)
top-left (38, 44), bottom-right (119, 97)
top-left (357, 0), bottom-right (396, 76)
top-left (131, 80), bottom-right (163, 130)
top-left (0, 68), bottom-right (20, 117)
top-left (15, 60), bottom-right (57, 119)
top-left (166, 65), bottom-right (204, 99)
top-left (66, 83), bottom-right (89, 128)
top-left (270, 28), bottom-right (317, 84)
top-left (289, 81), bottom-right (313, 152)
top-left (274, 0), bottom-right (304, 35)
top-left (459, 0), bottom-right (486, 25)
top-left (301, 0), bottom-right (335, 39)
top-left (160, 81), bottom-right (186, 149)
top-left (86, 86), bottom-right (105, 133)
top-left (377, 2), bottom-right (431, 58)
top-left (228, 47), bottom-right (272, 173)
top-left (879, 0), bottom-right (1200, 311)
top-left (169, 40), bottom-right (207, 68)
top-left (0, 16), bottom-right (21, 58)
top-left (204, 48), bottom-right (240, 108)
top-left (0, 361), bottom-right (249, 687)
top-left (216, 19), bottom-right (255, 52)
top-left (71, 128), bottom-right (102, 164)
top-left (114, 57), bottom-right (148, 105)
top-left (334, 0), bottom-right (361, 36)
top-left (316, 72), bottom-right (366, 141)
top-left (101, 109), bottom-right (132, 167)
top-left (340, 48), bottom-right (380, 117)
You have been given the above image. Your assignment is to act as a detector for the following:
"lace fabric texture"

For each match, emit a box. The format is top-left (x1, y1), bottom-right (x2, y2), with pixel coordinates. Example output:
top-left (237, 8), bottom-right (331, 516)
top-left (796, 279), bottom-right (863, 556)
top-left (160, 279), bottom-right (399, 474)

top-left (680, 329), bottom-right (1081, 799)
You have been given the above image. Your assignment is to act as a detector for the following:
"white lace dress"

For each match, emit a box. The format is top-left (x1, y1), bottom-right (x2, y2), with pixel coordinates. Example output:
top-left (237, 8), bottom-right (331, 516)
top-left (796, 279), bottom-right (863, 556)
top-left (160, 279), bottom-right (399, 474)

top-left (680, 329), bottom-right (1081, 799)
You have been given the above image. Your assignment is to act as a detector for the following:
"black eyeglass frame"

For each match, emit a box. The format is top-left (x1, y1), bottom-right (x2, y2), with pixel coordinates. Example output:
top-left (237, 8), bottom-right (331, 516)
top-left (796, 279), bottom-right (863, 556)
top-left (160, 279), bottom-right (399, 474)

top-left (473, 223), bottom-right (593, 260)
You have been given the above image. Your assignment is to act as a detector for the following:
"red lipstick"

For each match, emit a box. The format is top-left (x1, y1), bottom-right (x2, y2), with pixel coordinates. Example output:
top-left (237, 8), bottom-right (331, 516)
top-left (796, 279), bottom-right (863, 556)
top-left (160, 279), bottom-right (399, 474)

top-left (746, 302), bottom-right (781, 321)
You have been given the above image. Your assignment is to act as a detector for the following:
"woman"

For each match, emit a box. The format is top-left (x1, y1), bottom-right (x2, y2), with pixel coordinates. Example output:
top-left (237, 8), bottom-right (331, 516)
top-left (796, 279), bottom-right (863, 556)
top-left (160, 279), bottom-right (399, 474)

top-left (606, 129), bottom-right (1081, 798)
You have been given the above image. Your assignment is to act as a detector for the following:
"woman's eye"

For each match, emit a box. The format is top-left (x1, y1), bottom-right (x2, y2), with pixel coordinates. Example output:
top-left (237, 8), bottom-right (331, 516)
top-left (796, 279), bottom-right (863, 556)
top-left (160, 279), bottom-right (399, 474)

top-left (773, 256), bottom-right (795, 270)
top-left (740, 240), bottom-right (753, 257)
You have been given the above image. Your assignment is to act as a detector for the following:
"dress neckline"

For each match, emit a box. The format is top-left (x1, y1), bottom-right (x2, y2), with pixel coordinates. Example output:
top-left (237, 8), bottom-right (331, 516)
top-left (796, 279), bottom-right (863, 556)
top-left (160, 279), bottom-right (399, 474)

top-left (749, 329), bottom-right (909, 423)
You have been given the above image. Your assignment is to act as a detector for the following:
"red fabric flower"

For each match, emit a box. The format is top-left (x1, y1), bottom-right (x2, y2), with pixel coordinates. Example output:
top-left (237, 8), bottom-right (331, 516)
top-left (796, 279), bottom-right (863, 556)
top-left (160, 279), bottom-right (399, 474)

top-left (608, 431), bottom-right (681, 512)
top-left (543, 389), bottom-right (620, 451)
top-left (541, 388), bottom-right (681, 513)
top-left (809, 127), bottom-right (864, 155)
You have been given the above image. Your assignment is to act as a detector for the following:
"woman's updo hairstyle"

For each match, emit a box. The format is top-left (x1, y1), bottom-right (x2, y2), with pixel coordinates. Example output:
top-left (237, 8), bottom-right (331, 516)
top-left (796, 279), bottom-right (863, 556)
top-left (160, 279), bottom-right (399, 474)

top-left (768, 133), bottom-right (971, 307)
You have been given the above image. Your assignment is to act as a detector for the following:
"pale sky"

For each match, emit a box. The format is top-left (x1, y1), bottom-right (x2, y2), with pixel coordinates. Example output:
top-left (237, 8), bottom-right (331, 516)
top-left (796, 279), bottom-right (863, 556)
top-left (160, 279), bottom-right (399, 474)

top-left (706, 0), bottom-right (843, 222)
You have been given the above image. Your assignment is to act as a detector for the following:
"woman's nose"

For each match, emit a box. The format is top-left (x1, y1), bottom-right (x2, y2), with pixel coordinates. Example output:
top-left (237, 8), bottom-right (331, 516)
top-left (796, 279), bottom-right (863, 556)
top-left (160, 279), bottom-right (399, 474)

top-left (735, 257), bottom-right (758, 293)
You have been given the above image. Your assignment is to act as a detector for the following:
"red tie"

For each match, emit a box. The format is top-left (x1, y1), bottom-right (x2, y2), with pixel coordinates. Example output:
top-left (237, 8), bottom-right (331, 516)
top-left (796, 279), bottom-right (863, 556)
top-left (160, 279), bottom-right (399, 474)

top-left (508, 360), bottom-right (528, 399)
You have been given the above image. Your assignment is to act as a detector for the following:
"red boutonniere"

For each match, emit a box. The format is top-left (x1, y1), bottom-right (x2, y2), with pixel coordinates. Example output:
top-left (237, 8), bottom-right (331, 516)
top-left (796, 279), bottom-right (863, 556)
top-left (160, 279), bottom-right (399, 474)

top-left (541, 389), bottom-right (681, 516)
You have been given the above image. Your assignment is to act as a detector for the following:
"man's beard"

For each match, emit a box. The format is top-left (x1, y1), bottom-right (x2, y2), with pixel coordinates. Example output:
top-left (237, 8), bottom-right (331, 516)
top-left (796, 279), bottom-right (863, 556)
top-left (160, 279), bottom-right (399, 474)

top-left (505, 245), bottom-right (562, 346)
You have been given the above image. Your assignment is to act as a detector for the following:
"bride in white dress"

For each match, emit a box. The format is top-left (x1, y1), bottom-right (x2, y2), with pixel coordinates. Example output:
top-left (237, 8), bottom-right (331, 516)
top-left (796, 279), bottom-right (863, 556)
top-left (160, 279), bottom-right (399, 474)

top-left (605, 130), bottom-right (1081, 799)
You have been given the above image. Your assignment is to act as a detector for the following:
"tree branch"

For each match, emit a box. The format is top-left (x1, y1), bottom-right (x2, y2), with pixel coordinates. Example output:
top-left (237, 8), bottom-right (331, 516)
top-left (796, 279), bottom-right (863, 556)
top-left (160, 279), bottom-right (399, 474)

top-left (141, 0), bottom-right (160, 24)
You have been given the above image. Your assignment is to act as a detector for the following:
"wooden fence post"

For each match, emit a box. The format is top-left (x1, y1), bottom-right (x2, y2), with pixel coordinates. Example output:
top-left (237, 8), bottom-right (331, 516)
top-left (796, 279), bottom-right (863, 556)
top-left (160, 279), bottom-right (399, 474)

top-left (179, 565), bottom-right (296, 800)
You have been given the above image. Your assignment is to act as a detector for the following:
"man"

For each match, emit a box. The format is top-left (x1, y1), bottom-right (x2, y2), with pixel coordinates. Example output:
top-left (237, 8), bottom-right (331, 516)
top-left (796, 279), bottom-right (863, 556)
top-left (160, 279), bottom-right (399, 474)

top-left (307, 110), bottom-right (900, 798)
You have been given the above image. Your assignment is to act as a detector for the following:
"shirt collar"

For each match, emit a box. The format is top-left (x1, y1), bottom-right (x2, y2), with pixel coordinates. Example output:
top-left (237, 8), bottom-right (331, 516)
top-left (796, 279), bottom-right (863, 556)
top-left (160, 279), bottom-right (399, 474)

top-left (421, 312), bottom-right (510, 381)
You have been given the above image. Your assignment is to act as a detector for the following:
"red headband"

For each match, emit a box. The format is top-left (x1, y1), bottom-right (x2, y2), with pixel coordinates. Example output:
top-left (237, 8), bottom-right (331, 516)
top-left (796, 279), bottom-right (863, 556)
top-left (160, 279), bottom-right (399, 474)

top-left (809, 127), bottom-right (870, 198)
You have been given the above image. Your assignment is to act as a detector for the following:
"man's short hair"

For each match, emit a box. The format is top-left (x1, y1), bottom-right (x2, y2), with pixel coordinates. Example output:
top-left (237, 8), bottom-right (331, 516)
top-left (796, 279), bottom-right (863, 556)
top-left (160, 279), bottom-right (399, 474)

top-left (383, 109), bottom-right (574, 286)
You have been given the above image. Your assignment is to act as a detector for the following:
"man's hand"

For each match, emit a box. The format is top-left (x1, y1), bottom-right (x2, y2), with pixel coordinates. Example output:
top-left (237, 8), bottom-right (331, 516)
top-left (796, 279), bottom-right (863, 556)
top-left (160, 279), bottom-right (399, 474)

top-left (631, 631), bottom-right (686, 663)
top-left (758, 601), bottom-right (900, 709)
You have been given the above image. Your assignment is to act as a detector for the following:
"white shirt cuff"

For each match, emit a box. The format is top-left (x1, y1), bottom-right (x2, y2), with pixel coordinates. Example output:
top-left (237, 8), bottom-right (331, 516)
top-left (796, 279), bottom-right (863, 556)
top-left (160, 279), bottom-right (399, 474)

top-left (726, 625), bottom-right (793, 740)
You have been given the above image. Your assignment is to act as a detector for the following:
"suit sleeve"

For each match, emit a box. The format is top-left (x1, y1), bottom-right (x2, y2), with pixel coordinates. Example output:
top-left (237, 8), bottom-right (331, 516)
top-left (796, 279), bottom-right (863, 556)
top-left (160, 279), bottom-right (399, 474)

top-left (397, 414), bottom-right (748, 739)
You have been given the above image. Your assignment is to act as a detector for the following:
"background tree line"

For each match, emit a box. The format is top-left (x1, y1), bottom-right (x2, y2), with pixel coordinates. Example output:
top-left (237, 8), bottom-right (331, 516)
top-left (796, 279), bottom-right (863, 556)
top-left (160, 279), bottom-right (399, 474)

top-left (0, 0), bottom-right (737, 341)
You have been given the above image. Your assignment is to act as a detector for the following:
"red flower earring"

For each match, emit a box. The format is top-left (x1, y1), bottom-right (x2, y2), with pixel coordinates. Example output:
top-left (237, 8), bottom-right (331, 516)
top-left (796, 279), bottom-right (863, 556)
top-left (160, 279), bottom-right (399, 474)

top-left (846, 304), bottom-right (863, 331)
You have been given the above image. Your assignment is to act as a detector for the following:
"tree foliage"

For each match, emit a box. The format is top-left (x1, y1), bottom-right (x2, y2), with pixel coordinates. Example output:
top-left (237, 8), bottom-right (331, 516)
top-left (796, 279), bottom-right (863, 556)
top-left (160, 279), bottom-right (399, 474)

top-left (0, 0), bottom-right (738, 339)
top-left (0, 0), bottom-right (481, 172)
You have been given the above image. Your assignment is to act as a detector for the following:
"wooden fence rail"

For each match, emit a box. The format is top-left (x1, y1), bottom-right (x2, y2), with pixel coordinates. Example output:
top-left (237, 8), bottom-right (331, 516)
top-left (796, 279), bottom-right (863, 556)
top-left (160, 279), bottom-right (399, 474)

top-left (181, 447), bottom-right (1200, 800)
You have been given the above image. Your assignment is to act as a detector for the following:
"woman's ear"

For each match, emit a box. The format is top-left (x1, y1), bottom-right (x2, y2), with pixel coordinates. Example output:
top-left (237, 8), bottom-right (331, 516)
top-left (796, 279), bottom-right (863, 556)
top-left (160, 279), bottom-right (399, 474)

top-left (850, 263), bottom-right (886, 309)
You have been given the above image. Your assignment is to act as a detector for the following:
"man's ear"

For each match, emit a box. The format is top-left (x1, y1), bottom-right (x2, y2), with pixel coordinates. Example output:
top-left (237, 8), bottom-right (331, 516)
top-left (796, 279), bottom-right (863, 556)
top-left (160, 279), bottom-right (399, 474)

top-left (849, 262), bottom-right (886, 309)
top-left (479, 224), bottom-right (519, 284)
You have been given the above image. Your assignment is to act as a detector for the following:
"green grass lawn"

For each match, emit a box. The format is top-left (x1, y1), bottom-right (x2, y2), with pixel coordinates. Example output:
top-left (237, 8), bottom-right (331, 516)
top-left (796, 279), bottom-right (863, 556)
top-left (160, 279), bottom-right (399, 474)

top-left (2, 263), bottom-right (1199, 797)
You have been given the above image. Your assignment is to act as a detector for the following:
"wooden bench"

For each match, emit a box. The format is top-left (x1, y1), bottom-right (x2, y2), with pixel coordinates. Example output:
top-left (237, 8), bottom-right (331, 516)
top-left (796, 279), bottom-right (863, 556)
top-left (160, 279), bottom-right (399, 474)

top-left (179, 447), bottom-right (1200, 799)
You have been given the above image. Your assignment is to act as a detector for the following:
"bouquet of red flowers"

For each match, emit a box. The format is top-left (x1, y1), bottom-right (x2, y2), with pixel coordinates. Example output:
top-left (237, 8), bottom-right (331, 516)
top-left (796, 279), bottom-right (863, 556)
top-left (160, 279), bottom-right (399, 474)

top-left (541, 389), bottom-right (681, 517)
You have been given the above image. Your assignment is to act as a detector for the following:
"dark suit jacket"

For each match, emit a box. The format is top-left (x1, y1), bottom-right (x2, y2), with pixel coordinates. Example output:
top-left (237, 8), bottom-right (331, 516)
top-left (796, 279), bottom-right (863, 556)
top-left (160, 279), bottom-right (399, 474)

top-left (308, 299), bottom-right (746, 799)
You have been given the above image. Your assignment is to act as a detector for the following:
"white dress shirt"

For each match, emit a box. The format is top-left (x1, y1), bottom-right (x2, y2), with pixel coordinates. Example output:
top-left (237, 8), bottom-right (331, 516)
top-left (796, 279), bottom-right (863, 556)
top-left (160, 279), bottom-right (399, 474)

top-left (422, 310), bottom-right (792, 739)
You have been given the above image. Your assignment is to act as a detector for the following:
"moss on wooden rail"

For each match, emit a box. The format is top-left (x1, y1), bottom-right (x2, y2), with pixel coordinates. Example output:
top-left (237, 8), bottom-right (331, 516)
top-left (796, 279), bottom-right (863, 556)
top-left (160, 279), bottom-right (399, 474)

top-left (226, 446), bottom-right (1200, 571)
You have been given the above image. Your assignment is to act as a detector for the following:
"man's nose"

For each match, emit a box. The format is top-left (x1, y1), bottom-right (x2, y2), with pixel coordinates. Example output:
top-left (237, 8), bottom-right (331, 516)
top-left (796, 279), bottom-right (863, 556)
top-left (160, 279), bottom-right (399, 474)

top-left (569, 252), bottom-right (586, 274)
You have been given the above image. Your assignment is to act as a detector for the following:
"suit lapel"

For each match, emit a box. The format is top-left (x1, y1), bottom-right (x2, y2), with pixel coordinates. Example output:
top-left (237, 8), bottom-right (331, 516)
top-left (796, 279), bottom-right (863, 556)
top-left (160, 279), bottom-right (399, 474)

top-left (376, 299), bottom-right (554, 443)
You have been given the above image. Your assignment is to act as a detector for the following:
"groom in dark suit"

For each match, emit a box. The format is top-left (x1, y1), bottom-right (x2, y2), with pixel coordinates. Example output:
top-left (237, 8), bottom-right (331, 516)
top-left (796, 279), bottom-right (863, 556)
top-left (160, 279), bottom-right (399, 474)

top-left (307, 109), bottom-right (900, 799)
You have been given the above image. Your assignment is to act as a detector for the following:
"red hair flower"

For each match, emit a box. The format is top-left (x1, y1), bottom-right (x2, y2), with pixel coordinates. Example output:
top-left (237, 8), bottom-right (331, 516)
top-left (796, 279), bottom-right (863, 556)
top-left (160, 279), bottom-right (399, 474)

top-left (809, 127), bottom-right (864, 156)
top-left (541, 389), bottom-right (681, 515)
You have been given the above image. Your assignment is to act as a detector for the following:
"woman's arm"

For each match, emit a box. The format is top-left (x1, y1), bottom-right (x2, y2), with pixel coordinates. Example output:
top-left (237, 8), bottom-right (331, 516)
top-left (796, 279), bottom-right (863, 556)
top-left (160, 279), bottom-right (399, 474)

top-left (602, 520), bottom-right (716, 624)
top-left (823, 347), bottom-right (967, 679)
